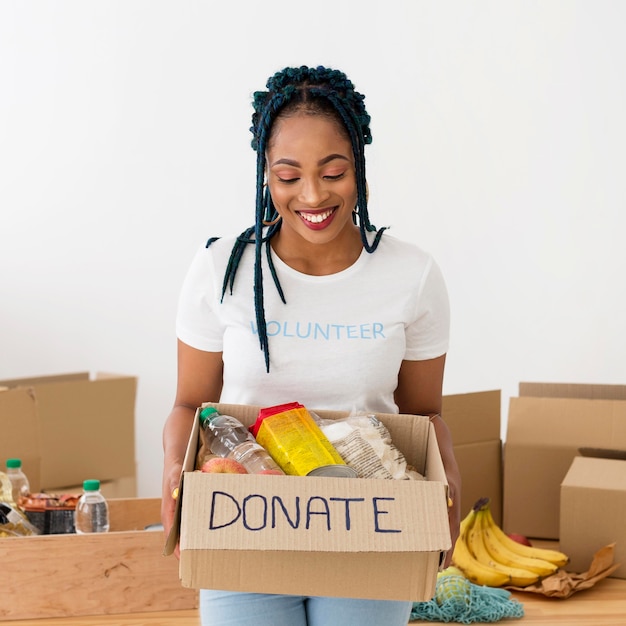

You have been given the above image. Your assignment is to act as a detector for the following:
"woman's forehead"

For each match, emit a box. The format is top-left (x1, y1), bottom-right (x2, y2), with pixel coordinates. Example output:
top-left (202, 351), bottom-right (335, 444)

top-left (267, 113), bottom-right (351, 155)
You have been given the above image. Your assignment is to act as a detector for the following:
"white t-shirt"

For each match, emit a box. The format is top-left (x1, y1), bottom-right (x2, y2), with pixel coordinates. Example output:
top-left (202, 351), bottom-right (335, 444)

top-left (176, 232), bottom-right (450, 414)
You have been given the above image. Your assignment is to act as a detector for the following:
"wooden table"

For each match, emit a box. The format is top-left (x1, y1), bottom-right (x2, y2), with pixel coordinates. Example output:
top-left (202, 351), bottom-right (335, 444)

top-left (2, 577), bottom-right (625, 625)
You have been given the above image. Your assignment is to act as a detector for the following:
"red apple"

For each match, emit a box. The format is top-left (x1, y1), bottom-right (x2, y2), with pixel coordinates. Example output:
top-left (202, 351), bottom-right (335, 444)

top-left (507, 533), bottom-right (533, 547)
top-left (201, 457), bottom-right (248, 474)
top-left (258, 469), bottom-right (284, 475)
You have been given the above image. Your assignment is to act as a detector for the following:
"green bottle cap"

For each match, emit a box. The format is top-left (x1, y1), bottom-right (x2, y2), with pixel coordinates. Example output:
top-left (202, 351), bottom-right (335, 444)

top-left (83, 479), bottom-right (101, 491)
top-left (6, 458), bottom-right (22, 469)
top-left (199, 406), bottom-right (219, 427)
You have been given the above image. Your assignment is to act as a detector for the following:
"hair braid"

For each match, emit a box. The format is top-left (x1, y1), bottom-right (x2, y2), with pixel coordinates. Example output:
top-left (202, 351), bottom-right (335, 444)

top-left (215, 65), bottom-right (385, 372)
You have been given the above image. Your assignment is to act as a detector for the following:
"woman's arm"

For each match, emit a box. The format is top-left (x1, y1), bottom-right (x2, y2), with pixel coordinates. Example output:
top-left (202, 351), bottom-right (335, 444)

top-left (161, 340), bottom-right (224, 556)
top-left (394, 354), bottom-right (461, 567)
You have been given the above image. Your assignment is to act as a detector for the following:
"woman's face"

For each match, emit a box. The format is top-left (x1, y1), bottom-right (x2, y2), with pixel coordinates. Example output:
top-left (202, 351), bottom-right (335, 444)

top-left (266, 113), bottom-right (358, 248)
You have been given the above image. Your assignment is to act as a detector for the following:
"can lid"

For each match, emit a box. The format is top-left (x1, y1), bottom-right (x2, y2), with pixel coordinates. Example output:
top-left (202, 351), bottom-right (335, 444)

top-left (6, 458), bottom-right (22, 469)
top-left (307, 465), bottom-right (358, 478)
top-left (83, 479), bottom-right (101, 491)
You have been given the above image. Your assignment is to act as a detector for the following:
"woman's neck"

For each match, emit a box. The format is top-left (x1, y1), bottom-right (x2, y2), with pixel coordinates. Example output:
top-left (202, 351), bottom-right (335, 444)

top-left (270, 225), bottom-right (363, 276)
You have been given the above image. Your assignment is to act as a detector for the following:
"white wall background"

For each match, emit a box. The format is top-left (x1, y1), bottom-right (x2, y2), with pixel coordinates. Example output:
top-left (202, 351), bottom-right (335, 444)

top-left (1, 1), bottom-right (625, 497)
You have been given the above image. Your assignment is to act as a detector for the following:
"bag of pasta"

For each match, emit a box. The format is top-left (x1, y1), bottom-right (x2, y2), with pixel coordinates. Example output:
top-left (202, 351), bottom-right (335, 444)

top-left (316, 412), bottom-right (424, 481)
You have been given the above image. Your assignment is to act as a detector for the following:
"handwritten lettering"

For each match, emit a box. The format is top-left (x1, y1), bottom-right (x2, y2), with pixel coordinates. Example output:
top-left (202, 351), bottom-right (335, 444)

top-left (207, 491), bottom-right (400, 534)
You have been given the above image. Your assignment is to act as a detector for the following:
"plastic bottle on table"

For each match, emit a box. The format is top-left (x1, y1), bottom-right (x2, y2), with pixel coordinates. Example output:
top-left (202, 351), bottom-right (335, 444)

top-left (0, 471), bottom-right (16, 506)
top-left (5, 458), bottom-right (30, 505)
top-left (74, 479), bottom-right (110, 534)
top-left (199, 407), bottom-right (284, 474)
top-left (0, 470), bottom-right (40, 536)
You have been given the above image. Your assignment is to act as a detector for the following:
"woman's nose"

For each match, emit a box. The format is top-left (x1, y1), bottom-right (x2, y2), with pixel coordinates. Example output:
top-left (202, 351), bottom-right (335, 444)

top-left (298, 178), bottom-right (330, 206)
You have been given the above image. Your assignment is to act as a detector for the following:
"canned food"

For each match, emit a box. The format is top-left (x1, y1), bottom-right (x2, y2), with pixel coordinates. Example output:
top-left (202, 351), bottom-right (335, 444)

top-left (24, 508), bottom-right (75, 535)
top-left (307, 465), bottom-right (358, 478)
top-left (21, 492), bottom-right (78, 535)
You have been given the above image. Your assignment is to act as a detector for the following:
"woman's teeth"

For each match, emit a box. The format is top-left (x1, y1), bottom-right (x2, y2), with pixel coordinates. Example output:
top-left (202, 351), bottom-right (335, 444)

top-left (300, 209), bottom-right (334, 223)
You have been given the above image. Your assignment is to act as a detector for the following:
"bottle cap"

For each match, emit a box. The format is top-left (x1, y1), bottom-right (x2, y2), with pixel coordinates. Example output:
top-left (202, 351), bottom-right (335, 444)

top-left (199, 406), bottom-right (219, 427)
top-left (6, 458), bottom-right (22, 469)
top-left (83, 479), bottom-right (101, 491)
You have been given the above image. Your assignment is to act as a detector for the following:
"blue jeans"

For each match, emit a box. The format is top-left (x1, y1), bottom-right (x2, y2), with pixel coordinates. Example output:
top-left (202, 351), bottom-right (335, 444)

top-left (200, 590), bottom-right (413, 626)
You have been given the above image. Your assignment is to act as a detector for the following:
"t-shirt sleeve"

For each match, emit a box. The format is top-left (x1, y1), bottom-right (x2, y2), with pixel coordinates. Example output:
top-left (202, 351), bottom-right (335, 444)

top-left (175, 244), bottom-right (225, 352)
top-left (404, 256), bottom-right (450, 360)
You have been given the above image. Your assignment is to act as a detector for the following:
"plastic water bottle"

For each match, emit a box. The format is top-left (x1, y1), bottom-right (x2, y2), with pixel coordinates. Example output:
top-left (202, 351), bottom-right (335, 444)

top-left (5, 458), bottom-right (30, 504)
top-left (200, 407), bottom-right (284, 474)
top-left (74, 479), bottom-right (110, 533)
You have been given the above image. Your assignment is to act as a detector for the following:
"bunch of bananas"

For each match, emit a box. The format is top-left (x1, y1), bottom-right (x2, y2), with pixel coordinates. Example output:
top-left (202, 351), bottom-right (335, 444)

top-left (451, 497), bottom-right (569, 587)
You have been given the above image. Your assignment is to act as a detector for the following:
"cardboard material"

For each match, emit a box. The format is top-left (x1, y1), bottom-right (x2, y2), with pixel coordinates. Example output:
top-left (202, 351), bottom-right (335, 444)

top-left (167, 403), bottom-right (451, 602)
top-left (442, 390), bottom-right (502, 524)
top-left (503, 382), bottom-right (626, 539)
top-left (0, 386), bottom-right (41, 492)
top-left (0, 498), bottom-right (198, 621)
top-left (560, 456), bottom-right (626, 579)
top-left (59, 474), bottom-right (138, 499)
top-left (0, 372), bottom-right (137, 490)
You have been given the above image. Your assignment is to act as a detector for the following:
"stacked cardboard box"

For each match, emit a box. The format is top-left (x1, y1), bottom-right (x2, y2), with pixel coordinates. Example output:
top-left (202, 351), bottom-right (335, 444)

top-left (442, 390), bottom-right (502, 524)
top-left (561, 452), bottom-right (626, 579)
top-left (503, 382), bottom-right (626, 540)
top-left (0, 372), bottom-right (137, 495)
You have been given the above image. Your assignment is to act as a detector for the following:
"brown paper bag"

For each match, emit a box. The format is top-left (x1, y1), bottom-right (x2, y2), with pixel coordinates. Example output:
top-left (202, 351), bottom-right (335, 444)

top-left (507, 543), bottom-right (621, 598)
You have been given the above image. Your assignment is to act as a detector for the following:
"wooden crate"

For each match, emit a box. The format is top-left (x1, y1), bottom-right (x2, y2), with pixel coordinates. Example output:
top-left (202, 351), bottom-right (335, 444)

top-left (0, 498), bottom-right (197, 621)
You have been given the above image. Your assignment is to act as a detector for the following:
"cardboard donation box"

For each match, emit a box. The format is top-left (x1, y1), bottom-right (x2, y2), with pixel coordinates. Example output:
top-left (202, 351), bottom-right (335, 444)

top-left (503, 382), bottom-right (626, 539)
top-left (0, 498), bottom-right (198, 621)
top-left (0, 372), bottom-right (137, 492)
top-left (561, 454), bottom-right (626, 580)
top-left (166, 403), bottom-right (451, 602)
top-left (442, 390), bottom-right (502, 525)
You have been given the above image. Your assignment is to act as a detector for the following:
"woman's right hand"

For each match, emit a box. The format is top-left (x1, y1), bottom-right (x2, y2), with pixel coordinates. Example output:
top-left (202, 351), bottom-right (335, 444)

top-left (161, 458), bottom-right (184, 559)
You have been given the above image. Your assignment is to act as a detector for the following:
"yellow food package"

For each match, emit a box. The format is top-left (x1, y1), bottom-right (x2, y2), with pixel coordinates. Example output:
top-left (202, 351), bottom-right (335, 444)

top-left (250, 402), bottom-right (347, 476)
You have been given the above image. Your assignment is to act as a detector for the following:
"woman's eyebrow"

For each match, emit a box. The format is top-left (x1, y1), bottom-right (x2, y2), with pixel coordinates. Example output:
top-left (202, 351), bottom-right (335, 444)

top-left (270, 154), bottom-right (350, 168)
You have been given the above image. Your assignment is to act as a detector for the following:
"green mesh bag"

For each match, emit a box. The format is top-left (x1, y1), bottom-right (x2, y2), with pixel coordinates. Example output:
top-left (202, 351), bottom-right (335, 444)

top-left (410, 568), bottom-right (524, 623)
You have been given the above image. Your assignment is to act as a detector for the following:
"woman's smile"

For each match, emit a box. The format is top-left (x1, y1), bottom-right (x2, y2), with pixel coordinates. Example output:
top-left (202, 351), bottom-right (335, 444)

top-left (297, 207), bottom-right (337, 228)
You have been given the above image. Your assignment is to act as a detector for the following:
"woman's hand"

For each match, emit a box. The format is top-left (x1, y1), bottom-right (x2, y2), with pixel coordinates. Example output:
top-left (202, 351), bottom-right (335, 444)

top-left (161, 458), bottom-right (184, 559)
top-left (441, 448), bottom-right (461, 567)
top-left (394, 355), bottom-right (461, 567)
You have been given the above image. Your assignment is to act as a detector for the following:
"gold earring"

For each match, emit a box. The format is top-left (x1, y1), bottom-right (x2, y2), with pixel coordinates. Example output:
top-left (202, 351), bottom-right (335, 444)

top-left (262, 215), bottom-right (282, 226)
top-left (261, 181), bottom-right (281, 225)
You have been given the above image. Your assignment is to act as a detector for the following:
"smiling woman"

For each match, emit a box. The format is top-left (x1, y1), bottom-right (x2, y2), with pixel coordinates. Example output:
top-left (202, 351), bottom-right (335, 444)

top-left (266, 115), bottom-right (361, 270)
top-left (161, 65), bottom-right (461, 626)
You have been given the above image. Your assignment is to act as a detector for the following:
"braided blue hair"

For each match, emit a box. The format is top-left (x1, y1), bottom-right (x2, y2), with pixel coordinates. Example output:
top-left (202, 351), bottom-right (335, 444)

top-left (210, 65), bottom-right (386, 372)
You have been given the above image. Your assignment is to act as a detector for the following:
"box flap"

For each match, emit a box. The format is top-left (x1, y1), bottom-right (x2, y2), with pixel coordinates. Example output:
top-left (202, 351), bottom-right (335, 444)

top-left (520, 382), bottom-right (626, 401)
top-left (0, 372), bottom-right (91, 387)
top-left (506, 396), bottom-right (626, 447)
top-left (578, 447), bottom-right (626, 461)
top-left (562, 456), bottom-right (626, 490)
top-left (441, 390), bottom-right (501, 444)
